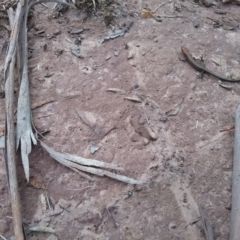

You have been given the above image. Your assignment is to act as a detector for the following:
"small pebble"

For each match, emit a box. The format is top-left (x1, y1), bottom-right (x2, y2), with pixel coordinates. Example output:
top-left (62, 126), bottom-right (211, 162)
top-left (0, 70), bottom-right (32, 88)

top-left (105, 54), bottom-right (111, 61)
top-left (168, 222), bottom-right (177, 230)
top-left (193, 19), bottom-right (200, 28)
top-left (127, 52), bottom-right (134, 59)
top-left (114, 50), bottom-right (120, 56)
top-left (160, 115), bottom-right (168, 122)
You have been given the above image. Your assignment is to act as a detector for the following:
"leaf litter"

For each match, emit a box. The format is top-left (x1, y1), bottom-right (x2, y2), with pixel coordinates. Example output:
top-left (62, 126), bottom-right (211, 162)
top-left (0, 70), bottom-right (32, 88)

top-left (15, 0), bottom-right (141, 185)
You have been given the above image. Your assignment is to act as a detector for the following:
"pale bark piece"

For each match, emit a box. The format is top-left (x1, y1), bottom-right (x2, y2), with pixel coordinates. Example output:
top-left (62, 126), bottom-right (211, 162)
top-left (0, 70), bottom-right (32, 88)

top-left (27, 226), bottom-right (55, 234)
top-left (41, 141), bottom-right (143, 184)
top-left (230, 104), bottom-right (240, 240)
top-left (41, 141), bottom-right (123, 170)
top-left (0, 136), bottom-right (4, 148)
top-left (124, 96), bottom-right (142, 103)
top-left (16, 42), bottom-right (37, 182)
top-left (107, 88), bottom-right (126, 95)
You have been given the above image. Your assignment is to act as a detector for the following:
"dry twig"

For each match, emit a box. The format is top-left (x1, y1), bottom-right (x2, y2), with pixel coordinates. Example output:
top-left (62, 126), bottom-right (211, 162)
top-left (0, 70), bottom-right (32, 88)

top-left (4, 2), bottom-right (25, 239)
top-left (230, 105), bottom-right (240, 240)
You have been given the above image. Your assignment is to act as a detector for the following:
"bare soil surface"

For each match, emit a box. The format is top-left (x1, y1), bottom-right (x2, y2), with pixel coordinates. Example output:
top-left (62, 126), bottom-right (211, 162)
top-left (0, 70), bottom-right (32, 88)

top-left (1, 0), bottom-right (240, 239)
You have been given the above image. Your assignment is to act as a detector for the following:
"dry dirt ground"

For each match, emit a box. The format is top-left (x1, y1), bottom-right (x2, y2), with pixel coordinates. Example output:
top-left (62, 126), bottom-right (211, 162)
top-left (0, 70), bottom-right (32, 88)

top-left (1, 0), bottom-right (240, 239)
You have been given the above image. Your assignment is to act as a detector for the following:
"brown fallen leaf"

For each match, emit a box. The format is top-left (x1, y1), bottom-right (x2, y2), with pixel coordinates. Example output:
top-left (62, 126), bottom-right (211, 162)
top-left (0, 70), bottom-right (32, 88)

top-left (29, 176), bottom-right (46, 189)
top-left (130, 118), bottom-right (157, 141)
top-left (141, 9), bottom-right (156, 19)
top-left (165, 98), bottom-right (184, 117)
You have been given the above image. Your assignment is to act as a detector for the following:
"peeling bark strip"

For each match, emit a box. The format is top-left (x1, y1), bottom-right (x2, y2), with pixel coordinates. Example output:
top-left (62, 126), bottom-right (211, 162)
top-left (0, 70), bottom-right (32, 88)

top-left (16, 59), bottom-right (37, 182)
top-left (41, 141), bottom-right (143, 185)
top-left (16, 0), bottom-right (76, 183)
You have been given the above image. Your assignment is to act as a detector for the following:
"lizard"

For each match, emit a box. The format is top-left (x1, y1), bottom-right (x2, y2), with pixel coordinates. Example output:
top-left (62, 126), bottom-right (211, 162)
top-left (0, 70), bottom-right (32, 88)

top-left (181, 46), bottom-right (240, 82)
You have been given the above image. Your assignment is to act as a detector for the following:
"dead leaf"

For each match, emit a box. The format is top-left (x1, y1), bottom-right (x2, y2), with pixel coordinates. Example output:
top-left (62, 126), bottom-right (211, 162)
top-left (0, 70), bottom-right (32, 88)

top-left (141, 9), bottom-right (156, 19)
top-left (165, 98), bottom-right (184, 117)
top-left (130, 118), bottom-right (157, 141)
top-left (40, 194), bottom-right (47, 213)
top-left (107, 88), bottom-right (125, 95)
top-left (124, 96), bottom-right (142, 103)
top-left (75, 109), bottom-right (116, 138)
top-left (210, 57), bottom-right (221, 66)
top-left (27, 226), bottom-right (55, 234)
top-left (29, 176), bottom-right (46, 189)
top-left (75, 108), bottom-right (94, 127)
top-left (58, 198), bottom-right (71, 209)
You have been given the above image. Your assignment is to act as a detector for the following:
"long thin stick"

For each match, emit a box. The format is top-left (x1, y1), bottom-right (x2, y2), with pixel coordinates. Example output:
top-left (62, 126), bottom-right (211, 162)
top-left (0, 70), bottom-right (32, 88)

top-left (230, 104), bottom-right (240, 240)
top-left (4, 2), bottom-right (25, 240)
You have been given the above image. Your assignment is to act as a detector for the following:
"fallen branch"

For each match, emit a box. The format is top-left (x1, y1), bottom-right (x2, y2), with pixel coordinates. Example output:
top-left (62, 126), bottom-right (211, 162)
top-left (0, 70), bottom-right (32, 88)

top-left (230, 104), bottom-right (240, 240)
top-left (4, 1), bottom-right (25, 239)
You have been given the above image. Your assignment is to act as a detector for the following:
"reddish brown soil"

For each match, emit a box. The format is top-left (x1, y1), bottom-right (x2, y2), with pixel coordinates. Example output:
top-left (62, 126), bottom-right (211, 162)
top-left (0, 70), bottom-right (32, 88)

top-left (1, 1), bottom-right (240, 239)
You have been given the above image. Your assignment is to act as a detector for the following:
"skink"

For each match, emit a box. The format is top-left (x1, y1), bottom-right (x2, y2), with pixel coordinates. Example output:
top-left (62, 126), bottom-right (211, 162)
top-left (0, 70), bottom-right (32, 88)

top-left (181, 46), bottom-right (240, 82)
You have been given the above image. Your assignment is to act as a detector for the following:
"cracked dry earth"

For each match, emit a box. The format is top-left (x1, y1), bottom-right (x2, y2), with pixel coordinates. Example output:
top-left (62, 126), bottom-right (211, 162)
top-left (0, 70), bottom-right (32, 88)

top-left (1, 0), bottom-right (240, 239)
